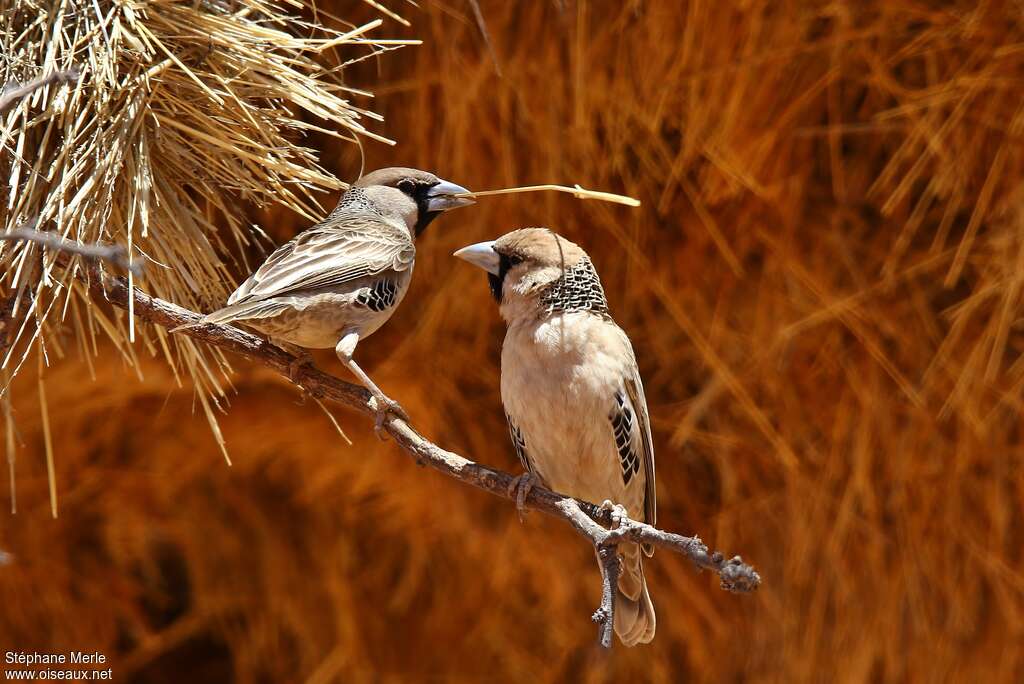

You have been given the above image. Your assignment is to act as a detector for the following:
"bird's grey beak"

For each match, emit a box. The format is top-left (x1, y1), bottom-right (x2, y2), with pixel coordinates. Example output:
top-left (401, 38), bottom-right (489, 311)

top-left (426, 179), bottom-right (475, 213)
top-left (453, 241), bottom-right (500, 275)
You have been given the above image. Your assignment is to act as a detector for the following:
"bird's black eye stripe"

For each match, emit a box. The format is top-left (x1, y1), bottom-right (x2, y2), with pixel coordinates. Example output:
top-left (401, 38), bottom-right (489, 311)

top-left (498, 253), bottom-right (521, 282)
top-left (487, 253), bottom-right (527, 302)
top-left (397, 179), bottom-right (416, 195)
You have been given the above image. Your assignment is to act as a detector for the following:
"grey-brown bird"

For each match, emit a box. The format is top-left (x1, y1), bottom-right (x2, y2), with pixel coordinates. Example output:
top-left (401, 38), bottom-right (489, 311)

top-left (191, 167), bottom-right (473, 429)
top-left (454, 228), bottom-right (657, 646)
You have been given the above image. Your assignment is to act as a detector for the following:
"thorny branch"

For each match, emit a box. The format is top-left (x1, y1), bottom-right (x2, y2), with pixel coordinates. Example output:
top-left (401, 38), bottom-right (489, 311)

top-left (0, 67), bottom-right (80, 113)
top-left (8, 228), bottom-right (761, 648)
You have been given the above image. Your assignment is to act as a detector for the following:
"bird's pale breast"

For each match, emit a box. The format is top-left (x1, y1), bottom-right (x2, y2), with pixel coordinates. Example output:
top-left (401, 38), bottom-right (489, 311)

top-left (500, 312), bottom-right (647, 520)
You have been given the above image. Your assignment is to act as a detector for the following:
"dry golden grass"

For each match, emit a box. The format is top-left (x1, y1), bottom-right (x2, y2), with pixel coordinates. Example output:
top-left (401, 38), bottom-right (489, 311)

top-left (0, 0), bottom-right (414, 486)
top-left (3, 0), bottom-right (1024, 681)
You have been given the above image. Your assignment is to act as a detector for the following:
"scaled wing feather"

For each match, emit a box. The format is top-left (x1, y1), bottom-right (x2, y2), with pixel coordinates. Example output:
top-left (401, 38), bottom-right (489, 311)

top-left (228, 217), bottom-right (414, 304)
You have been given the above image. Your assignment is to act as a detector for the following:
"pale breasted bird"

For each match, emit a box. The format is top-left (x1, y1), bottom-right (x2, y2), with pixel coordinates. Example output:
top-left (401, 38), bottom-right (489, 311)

top-left (190, 167), bottom-right (473, 428)
top-left (454, 228), bottom-right (657, 646)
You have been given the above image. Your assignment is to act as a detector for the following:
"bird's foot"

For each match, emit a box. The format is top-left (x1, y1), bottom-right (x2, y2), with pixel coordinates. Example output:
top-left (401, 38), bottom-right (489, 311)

top-left (369, 393), bottom-right (410, 440)
top-left (284, 350), bottom-right (315, 384)
top-left (507, 472), bottom-right (541, 521)
top-left (598, 500), bottom-right (630, 530)
top-left (285, 352), bottom-right (318, 403)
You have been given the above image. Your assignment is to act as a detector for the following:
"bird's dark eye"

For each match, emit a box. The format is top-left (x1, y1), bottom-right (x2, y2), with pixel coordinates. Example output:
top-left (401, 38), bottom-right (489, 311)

top-left (508, 255), bottom-right (523, 266)
top-left (397, 179), bottom-right (416, 195)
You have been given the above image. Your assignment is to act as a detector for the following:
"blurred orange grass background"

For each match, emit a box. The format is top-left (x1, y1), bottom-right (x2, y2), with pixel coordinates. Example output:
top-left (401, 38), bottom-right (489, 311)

top-left (3, 0), bottom-right (1024, 681)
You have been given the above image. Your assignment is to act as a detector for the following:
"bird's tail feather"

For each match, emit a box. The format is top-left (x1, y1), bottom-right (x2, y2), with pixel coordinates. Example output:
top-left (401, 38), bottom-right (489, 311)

top-left (168, 299), bottom-right (288, 333)
top-left (611, 541), bottom-right (656, 646)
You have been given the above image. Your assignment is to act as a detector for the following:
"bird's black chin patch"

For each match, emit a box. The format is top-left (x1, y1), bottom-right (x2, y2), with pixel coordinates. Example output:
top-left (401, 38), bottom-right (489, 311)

top-left (410, 182), bottom-right (440, 236)
top-left (487, 253), bottom-right (513, 303)
top-left (488, 272), bottom-right (503, 302)
top-left (414, 210), bottom-right (441, 236)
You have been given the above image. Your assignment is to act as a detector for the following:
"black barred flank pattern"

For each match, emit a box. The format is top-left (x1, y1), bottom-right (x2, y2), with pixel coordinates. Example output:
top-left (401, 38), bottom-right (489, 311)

top-left (356, 279), bottom-right (398, 312)
top-left (610, 390), bottom-right (640, 485)
top-left (506, 415), bottom-right (530, 472)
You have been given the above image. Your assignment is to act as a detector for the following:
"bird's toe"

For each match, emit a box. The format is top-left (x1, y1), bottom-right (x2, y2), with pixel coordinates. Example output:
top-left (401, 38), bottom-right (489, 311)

top-left (508, 472), bottom-right (539, 521)
top-left (383, 397), bottom-right (410, 423)
top-left (286, 351), bottom-right (315, 384)
top-left (598, 499), bottom-right (629, 529)
top-left (369, 394), bottom-right (409, 440)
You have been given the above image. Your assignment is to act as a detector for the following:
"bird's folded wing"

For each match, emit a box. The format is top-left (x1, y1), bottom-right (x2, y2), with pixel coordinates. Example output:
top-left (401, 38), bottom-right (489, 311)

top-left (505, 413), bottom-right (533, 474)
top-left (624, 370), bottom-right (657, 535)
top-left (228, 217), bottom-right (415, 304)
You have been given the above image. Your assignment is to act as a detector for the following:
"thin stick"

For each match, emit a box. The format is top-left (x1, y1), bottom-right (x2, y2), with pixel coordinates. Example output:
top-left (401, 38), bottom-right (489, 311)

top-left (2, 369), bottom-right (16, 515)
top-left (593, 544), bottom-right (621, 648)
top-left (37, 361), bottom-right (57, 519)
top-left (0, 222), bottom-right (144, 277)
top-left (0, 68), bottom-right (80, 113)
top-left (455, 184), bottom-right (641, 207)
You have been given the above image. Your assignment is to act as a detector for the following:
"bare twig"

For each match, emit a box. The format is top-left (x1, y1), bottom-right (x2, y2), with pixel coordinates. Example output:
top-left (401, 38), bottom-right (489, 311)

top-left (593, 544), bottom-right (620, 647)
top-left (9, 229), bottom-right (760, 647)
top-left (0, 67), bottom-right (80, 113)
top-left (0, 222), bottom-right (143, 277)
